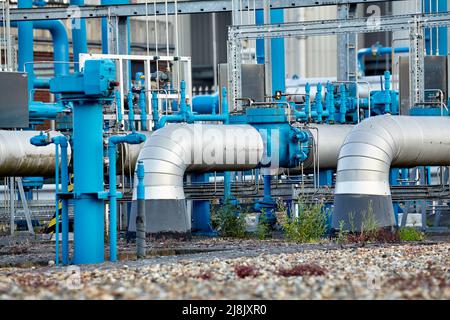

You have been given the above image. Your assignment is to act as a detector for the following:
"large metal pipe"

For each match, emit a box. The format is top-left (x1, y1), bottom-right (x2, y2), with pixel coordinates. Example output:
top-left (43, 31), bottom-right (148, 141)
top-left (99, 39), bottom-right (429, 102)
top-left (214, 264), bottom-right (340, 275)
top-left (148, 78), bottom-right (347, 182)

top-left (128, 123), bottom-right (264, 234)
top-left (0, 130), bottom-right (71, 177)
top-left (333, 115), bottom-right (450, 231)
top-left (300, 124), bottom-right (353, 171)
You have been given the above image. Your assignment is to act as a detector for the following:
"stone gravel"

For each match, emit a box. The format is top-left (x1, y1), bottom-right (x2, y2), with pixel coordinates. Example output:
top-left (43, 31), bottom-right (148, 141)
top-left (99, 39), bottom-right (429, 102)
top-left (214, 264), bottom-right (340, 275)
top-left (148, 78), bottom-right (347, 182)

top-left (0, 239), bottom-right (448, 300)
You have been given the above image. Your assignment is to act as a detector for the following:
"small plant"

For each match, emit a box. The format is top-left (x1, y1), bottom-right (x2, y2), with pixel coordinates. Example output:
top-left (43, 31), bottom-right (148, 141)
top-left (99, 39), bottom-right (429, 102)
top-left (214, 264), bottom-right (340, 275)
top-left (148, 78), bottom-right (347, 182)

top-left (254, 211), bottom-right (272, 240)
top-left (336, 220), bottom-right (349, 244)
top-left (211, 202), bottom-right (247, 238)
top-left (360, 200), bottom-right (378, 240)
top-left (398, 227), bottom-right (424, 241)
top-left (282, 201), bottom-right (329, 243)
top-left (234, 264), bottom-right (259, 278)
top-left (278, 263), bottom-right (326, 277)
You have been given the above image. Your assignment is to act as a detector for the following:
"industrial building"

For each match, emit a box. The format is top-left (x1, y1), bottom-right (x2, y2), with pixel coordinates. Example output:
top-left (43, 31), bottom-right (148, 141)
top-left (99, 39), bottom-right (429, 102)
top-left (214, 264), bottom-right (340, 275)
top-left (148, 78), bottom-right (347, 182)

top-left (0, 0), bottom-right (448, 301)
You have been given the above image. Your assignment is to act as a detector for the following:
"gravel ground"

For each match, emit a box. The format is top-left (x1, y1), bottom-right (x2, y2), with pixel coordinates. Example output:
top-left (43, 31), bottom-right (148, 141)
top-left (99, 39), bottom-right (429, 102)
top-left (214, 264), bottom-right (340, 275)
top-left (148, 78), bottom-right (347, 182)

top-left (0, 237), bottom-right (448, 300)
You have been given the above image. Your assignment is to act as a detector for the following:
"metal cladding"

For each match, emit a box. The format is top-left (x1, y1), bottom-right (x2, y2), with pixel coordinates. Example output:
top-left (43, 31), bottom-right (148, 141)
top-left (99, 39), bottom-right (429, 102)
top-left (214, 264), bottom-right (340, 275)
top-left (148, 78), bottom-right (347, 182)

top-left (0, 130), bottom-right (71, 177)
top-left (289, 124), bottom-right (353, 173)
top-left (333, 115), bottom-right (450, 231)
top-left (128, 123), bottom-right (264, 234)
top-left (116, 131), bottom-right (152, 174)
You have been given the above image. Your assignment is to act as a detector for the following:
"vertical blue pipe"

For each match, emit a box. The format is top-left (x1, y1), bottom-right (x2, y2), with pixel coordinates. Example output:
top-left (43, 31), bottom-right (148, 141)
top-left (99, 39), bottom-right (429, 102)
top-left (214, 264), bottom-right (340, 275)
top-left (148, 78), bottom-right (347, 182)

top-left (327, 82), bottom-right (335, 123)
top-left (139, 90), bottom-right (147, 131)
top-left (73, 102), bottom-right (105, 264)
top-left (70, 0), bottom-right (88, 64)
top-left (179, 80), bottom-right (187, 115)
top-left (136, 73), bottom-right (148, 131)
top-left (263, 175), bottom-right (271, 202)
top-left (60, 141), bottom-right (69, 265)
top-left (54, 145), bottom-right (60, 266)
top-left (101, 0), bottom-right (130, 54)
top-left (222, 87), bottom-right (231, 202)
top-left (339, 84), bottom-right (347, 123)
top-left (437, 0), bottom-right (448, 55)
top-left (270, 9), bottom-right (286, 96)
top-left (115, 90), bottom-right (123, 122)
top-left (384, 71), bottom-right (391, 113)
top-left (33, 21), bottom-right (70, 77)
top-left (315, 83), bottom-right (323, 123)
top-left (255, 8), bottom-right (286, 95)
top-left (18, 0), bottom-right (34, 91)
top-left (424, 0), bottom-right (447, 55)
top-left (305, 83), bottom-right (311, 119)
top-left (191, 173), bottom-right (212, 233)
top-left (108, 143), bottom-right (118, 262)
top-left (137, 161), bottom-right (145, 200)
top-left (127, 90), bottom-right (135, 132)
top-left (255, 10), bottom-right (265, 64)
top-left (152, 91), bottom-right (159, 130)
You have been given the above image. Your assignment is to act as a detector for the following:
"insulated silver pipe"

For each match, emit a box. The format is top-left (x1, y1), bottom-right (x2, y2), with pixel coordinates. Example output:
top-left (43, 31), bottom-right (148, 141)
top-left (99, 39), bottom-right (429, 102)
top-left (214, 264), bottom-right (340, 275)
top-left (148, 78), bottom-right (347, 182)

top-left (128, 123), bottom-right (264, 234)
top-left (301, 124), bottom-right (354, 171)
top-left (333, 115), bottom-right (450, 231)
top-left (0, 130), bottom-right (71, 177)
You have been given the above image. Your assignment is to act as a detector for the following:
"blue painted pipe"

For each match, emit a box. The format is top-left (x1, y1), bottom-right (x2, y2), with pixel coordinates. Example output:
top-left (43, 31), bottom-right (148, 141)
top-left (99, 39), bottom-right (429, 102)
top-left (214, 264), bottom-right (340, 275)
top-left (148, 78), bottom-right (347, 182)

top-left (424, 0), bottom-right (448, 55)
top-left (54, 144), bottom-right (60, 265)
top-left (115, 90), bottom-right (123, 122)
top-left (137, 161), bottom-right (145, 200)
top-left (315, 83), bottom-right (323, 123)
top-left (192, 93), bottom-right (219, 114)
top-left (34, 21), bottom-right (70, 77)
top-left (70, 0), bottom-right (88, 64)
top-left (326, 82), bottom-right (335, 123)
top-left (255, 10), bottom-right (265, 65)
top-left (339, 84), bottom-right (347, 124)
top-left (101, 0), bottom-right (130, 53)
top-left (14, 19), bottom-right (70, 77)
top-left (270, 9), bottom-right (286, 97)
top-left (108, 133), bottom-right (146, 262)
top-left (384, 71), bottom-right (391, 113)
top-left (151, 91), bottom-right (159, 130)
top-left (33, 77), bottom-right (51, 89)
top-left (357, 46), bottom-right (409, 75)
top-left (73, 101), bottom-right (105, 264)
top-left (29, 101), bottom-right (66, 119)
top-left (157, 82), bottom-right (229, 128)
top-left (135, 73), bottom-right (148, 131)
top-left (30, 133), bottom-right (69, 265)
top-left (127, 90), bottom-right (135, 132)
top-left (18, 0), bottom-right (33, 74)
top-left (305, 83), bottom-right (311, 119)
top-left (255, 8), bottom-right (286, 96)
top-left (57, 137), bottom-right (69, 265)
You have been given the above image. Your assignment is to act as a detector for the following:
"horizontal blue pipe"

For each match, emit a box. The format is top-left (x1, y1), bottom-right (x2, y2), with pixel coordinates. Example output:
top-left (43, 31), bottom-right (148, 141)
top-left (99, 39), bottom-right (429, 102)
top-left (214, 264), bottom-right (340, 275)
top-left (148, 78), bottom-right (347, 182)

top-left (192, 93), bottom-right (219, 114)
top-left (33, 77), bottom-right (51, 89)
top-left (358, 46), bottom-right (409, 75)
top-left (29, 101), bottom-right (66, 119)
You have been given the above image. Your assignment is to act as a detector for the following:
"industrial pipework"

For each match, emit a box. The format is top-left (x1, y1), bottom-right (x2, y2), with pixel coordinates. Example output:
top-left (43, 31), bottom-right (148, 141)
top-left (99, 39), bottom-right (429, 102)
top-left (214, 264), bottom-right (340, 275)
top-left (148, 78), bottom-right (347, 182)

top-left (128, 123), bottom-right (265, 235)
top-left (0, 130), bottom-right (71, 177)
top-left (49, 59), bottom-right (118, 264)
top-left (333, 115), bottom-right (450, 231)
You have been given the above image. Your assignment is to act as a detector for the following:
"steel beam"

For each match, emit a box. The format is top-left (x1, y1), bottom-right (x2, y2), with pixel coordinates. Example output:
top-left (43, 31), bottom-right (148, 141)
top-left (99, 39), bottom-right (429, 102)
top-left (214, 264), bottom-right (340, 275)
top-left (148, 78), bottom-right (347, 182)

top-left (227, 11), bottom-right (450, 109)
top-left (229, 12), bottom-right (450, 40)
top-left (5, 0), bottom-right (394, 22)
top-left (337, 4), bottom-right (357, 81)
